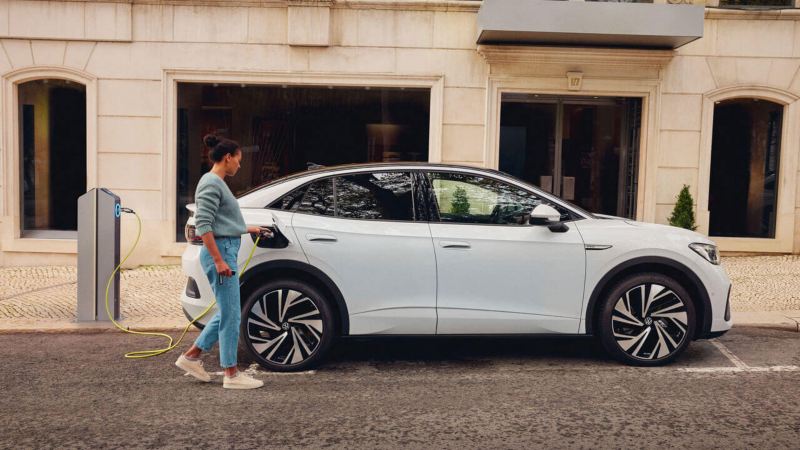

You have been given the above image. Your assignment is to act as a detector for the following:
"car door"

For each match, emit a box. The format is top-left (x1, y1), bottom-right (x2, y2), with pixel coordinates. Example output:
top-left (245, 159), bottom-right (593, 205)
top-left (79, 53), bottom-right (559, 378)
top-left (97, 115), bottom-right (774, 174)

top-left (291, 171), bottom-right (437, 335)
top-left (424, 170), bottom-right (586, 334)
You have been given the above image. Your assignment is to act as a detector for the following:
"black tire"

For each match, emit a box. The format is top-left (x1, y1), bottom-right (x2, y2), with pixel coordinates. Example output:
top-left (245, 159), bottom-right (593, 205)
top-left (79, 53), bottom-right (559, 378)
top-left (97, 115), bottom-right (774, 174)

top-left (598, 273), bottom-right (696, 366)
top-left (240, 279), bottom-right (335, 372)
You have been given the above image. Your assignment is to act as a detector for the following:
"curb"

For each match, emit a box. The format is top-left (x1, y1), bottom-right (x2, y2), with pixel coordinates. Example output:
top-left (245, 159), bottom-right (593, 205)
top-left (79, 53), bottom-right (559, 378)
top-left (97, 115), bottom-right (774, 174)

top-left (731, 311), bottom-right (800, 333)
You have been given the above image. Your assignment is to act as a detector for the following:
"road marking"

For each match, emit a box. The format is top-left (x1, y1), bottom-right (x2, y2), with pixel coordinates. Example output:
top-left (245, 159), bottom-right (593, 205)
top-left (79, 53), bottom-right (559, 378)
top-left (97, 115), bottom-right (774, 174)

top-left (678, 339), bottom-right (800, 373)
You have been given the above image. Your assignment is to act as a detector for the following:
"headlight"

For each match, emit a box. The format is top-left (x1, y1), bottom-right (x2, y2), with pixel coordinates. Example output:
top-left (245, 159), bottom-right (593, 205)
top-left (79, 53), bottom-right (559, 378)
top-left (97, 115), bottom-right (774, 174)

top-left (689, 243), bottom-right (720, 265)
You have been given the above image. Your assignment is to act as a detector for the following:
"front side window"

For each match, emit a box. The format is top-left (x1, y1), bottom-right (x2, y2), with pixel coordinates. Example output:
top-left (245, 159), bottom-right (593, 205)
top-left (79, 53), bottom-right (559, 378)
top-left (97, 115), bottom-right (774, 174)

top-left (427, 172), bottom-right (570, 225)
top-left (297, 179), bottom-right (334, 216)
top-left (18, 79), bottom-right (86, 237)
top-left (335, 172), bottom-right (414, 221)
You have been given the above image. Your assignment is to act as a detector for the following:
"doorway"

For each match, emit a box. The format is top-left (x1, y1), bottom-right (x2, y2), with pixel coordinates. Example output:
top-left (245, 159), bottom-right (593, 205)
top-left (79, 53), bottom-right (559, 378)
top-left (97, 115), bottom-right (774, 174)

top-left (499, 94), bottom-right (642, 218)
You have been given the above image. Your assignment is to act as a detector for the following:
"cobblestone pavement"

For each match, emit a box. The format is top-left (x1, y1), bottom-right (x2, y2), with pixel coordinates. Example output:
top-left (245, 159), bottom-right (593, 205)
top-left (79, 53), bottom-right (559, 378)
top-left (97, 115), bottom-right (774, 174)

top-left (1, 256), bottom-right (799, 326)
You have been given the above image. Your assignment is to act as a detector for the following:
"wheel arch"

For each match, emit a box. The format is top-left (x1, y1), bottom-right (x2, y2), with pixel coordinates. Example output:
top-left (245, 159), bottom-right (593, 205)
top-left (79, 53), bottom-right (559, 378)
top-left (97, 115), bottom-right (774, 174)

top-left (239, 259), bottom-right (350, 335)
top-left (584, 256), bottom-right (712, 339)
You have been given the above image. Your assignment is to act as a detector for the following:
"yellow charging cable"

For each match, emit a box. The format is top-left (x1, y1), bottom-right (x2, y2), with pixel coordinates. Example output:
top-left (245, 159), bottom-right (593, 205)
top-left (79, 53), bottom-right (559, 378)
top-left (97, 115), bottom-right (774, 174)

top-left (104, 209), bottom-right (261, 359)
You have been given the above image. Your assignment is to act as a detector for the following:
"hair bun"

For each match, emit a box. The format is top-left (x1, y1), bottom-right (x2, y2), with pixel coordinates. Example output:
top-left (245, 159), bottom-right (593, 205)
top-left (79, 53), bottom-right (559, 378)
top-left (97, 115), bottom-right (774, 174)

top-left (203, 134), bottom-right (220, 149)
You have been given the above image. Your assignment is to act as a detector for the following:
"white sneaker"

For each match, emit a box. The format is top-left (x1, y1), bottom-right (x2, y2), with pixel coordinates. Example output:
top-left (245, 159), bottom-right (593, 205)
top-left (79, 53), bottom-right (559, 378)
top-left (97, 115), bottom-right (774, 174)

top-left (175, 354), bottom-right (211, 382)
top-left (223, 372), bottom-right (264, 390)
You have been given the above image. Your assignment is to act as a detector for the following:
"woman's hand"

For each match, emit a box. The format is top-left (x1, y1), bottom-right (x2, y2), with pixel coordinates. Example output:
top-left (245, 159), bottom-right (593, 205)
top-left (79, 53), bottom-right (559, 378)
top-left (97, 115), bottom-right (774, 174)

top-left (247, 225), bottom-right (273, 239)
top-left (215, 259), bottom-right (233, 278)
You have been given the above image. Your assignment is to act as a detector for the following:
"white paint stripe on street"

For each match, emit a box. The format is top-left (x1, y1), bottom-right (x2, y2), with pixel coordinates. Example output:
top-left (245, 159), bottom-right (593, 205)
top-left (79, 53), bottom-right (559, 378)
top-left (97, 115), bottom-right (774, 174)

top-left (679, 366), bottom-right (800, 373)
top-left (710, 339), bottom-right (748, 369)
top-left (677, 339), bottom-right (800, 373)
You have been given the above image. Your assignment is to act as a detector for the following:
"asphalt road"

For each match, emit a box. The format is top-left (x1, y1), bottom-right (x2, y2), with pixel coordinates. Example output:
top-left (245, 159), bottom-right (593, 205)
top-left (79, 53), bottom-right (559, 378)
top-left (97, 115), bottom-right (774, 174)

top-left (1, 327), bottom-right (798, 449)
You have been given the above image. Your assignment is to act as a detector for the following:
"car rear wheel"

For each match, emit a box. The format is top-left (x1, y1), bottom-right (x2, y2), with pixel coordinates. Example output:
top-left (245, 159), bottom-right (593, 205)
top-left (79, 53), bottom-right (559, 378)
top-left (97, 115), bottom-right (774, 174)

top-left (599, 274), bottom-right (696, 366)
top-left (240, 279), bottom-right (335, 372)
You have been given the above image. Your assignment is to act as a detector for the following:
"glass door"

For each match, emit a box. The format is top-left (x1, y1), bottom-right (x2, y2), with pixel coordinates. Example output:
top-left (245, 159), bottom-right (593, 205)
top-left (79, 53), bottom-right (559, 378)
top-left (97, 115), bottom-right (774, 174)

top-left (499, 94), bottom-right (641, 218)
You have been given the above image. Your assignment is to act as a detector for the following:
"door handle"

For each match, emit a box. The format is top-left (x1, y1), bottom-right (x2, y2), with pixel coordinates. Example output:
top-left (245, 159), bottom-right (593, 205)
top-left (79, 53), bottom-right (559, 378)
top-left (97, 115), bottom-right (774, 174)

top-left (440, 240), bottom-right (471, 249)
top-left (306, 234), bottom-right (337, 242)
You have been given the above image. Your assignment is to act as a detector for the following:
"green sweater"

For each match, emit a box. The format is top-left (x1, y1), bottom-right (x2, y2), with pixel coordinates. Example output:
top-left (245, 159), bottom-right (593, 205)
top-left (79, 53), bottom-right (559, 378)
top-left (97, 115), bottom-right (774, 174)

top-left (194, 172), bottom-right (247, 237)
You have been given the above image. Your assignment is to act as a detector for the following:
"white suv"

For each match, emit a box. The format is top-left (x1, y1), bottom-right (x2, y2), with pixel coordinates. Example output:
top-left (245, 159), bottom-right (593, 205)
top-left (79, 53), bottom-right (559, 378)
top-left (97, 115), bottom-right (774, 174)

top-left (181, 163), bottom-right (732, 371)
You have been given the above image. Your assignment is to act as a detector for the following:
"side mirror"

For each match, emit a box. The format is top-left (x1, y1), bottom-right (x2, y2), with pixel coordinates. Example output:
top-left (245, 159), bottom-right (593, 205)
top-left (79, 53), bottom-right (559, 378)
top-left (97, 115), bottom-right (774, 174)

top-left (529, 204), bottom-right (561, 225)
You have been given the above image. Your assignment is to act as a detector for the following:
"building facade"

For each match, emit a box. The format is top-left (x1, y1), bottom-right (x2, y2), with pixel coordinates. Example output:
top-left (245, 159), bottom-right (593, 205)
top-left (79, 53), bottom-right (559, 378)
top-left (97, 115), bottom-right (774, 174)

top-left (2, 0), bottom-right (800, 267)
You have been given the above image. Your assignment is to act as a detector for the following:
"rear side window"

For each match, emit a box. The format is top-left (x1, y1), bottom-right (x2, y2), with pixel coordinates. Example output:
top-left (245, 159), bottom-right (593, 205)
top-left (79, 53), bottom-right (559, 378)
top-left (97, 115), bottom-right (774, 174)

top-left (335, 172), bottom-right (414, 221)
top-left (268, 185), bottom-right (307, 211)
top-left (297, 179), bottom-right (335, 216)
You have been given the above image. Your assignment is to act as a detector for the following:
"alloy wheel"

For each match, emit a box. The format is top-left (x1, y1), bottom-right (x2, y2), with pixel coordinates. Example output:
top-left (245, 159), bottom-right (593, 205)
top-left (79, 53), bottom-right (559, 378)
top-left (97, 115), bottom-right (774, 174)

top-left (245, 288), bottom-right (324, 366)
top-left (611, 283), bottom-right (689, 361)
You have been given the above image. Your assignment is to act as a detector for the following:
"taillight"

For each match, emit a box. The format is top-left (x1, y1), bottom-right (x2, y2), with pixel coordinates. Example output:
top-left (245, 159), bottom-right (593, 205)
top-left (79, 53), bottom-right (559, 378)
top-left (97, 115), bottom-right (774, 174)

top-left (185, 223), bottom-right (204, 245)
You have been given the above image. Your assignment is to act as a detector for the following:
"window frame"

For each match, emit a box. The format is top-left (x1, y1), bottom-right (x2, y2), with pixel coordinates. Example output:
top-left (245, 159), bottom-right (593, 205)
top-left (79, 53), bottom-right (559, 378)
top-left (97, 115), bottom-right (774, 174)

top-left (2, 67), bottom-right (97, 252)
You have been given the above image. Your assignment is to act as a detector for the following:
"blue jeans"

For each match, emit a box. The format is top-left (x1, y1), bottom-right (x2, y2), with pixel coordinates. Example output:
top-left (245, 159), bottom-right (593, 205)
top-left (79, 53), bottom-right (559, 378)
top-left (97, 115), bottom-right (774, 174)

top-left (195, 236), bottom-right (241, 368)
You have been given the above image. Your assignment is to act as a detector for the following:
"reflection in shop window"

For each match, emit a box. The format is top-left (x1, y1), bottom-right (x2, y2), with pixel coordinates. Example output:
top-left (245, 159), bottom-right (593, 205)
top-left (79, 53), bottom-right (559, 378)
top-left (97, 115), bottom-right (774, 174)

top-left (709, 98), bottom-right (782, 238)
top-left (18, 79), bottom-right (87, 237)
top-left (176, 83), bottom-right (430, 241)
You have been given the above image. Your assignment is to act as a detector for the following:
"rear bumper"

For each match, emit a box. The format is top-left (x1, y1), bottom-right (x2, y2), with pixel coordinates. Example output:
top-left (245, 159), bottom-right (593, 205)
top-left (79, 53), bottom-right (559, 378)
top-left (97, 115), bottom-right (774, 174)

top-left (180, 244), bottom-right (217, 326)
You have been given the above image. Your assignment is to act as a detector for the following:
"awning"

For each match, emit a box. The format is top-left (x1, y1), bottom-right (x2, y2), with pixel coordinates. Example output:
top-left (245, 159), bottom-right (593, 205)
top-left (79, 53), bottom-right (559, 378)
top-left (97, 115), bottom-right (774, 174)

top-left (477, 0), bottom-right (704, 50)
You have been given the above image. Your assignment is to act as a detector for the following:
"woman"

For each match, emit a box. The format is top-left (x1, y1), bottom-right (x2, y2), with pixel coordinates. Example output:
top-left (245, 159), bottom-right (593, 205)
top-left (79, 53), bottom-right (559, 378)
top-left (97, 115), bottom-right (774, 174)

top-left (175, 134), bottom-right (270, 390)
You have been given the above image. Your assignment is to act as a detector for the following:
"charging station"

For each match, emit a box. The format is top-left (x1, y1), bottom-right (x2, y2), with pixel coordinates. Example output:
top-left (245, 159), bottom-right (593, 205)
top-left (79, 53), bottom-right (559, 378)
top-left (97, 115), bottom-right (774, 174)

top-left (77, 188), bottom-right (121, 322)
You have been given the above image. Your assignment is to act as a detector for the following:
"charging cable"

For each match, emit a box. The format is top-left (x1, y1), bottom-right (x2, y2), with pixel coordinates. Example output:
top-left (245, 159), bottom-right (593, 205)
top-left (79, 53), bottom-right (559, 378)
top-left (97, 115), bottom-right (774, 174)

top-left (105, 207), bottom-right (261, 359)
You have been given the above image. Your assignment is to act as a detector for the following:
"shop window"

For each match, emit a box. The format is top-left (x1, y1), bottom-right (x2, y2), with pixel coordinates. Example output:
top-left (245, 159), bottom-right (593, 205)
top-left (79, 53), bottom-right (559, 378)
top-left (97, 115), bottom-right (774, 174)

top-left (709, 98), bottom-right (782, 238)
top-left (176, 84), bottom-right (430, 241)
top-left (18, 79), bottom-right (87, 237)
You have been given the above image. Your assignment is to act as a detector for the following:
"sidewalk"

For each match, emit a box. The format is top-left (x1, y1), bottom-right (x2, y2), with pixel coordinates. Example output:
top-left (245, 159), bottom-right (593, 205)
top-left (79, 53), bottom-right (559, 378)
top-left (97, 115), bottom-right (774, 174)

top-left (1, 256), bottom-right (799, 333)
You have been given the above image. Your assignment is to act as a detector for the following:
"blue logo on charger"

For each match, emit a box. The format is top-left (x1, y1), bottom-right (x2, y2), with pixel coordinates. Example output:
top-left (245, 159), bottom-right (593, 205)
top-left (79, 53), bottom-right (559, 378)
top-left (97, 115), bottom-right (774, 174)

top-left (114, 204), bottom-right (121, 218)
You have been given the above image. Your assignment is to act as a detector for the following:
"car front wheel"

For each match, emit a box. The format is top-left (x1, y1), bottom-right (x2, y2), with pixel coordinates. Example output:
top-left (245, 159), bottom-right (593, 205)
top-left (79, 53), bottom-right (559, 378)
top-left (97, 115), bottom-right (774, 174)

top-left (240, 279), bottom-right (335, 372)
top-left (599, 274), bottom-right (696, 366)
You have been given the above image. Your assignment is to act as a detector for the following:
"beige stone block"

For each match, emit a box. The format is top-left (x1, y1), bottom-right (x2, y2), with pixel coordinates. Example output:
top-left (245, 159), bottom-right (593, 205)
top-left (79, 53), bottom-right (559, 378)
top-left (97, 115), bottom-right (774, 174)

top-left (98, 117), bottom-right (161, 154)
top-left (97, 153), bottom-right (161, 191)
top-left (442, 124), bottom-right (485, 163)
top-left (160, 42), bottom-right (288, 72)
top-left (174, 6), bottom-right (247, 43)
top-left (331, 8), bottom-right (358, 46)
top-left (655, 204), bottom-right (676, 225)
top-left (676, 20), bottom-right (715, 57)
top-left (656, 168), bottom-right (698, 204)
top-left (662, 56), bottom-right (716, 94)
top-left (289, 47), bottom-right (309, 72)
top-left (63, 42), bottom-right (96, 70)
top-left (705, 57), bottom-right (737, 87)
top-left (0, 48), bottom-right (11, 73)
top-left (660, 94), bottom-right (702, 131)
top-left (31, 41), bottom-right (65, 66)
top-left (113, 189), bottom-right (163, 220)
top-left (1, 39), bottom-right (32, 68)
top-left (308, 46), bottom-right (394, 73)
top-left (132, 4), bottom-right (174, 42)
top-left (717, 20), bottom-right (793, 58)
top-left (396, 48), bottom-right (486, 88)
top-left (433, 11), bottom-right (477, 50)
top-left (85, 42), bottom-right (163, 80)
top-left (443, 87), bottom-right (484, 125)
top-left (247, 7), bottom-right (287, 44)
top-left (358, 9), bottom-right (395, 47)
top-left (658, 131), bottom-right (700, 168)
top-left (9, 0), bottom-right (84, 40)
top-left (86, 2), bottom-right (132, 41)
top-left (288, 5), bottom-right (330, 46)
top-left (98, 80), bottom-right (161, 117)
top-left (396, 10), bottom-right (433, 48)
top-left (767, 59), bottom-right (800, 90)
top-left (0, 1), bottom-right (9, 36)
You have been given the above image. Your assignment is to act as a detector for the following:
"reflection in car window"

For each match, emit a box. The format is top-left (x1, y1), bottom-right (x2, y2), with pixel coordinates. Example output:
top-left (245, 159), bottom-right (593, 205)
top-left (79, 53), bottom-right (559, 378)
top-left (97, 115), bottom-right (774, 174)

top-left (335, 172), bottom-right (414, 221)
top-left (268, 185), bottom-right (307, 211)
top-left (427, 172), bottom-right (570, 225)
top-left (297, 179), bottom-right (334, 216)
